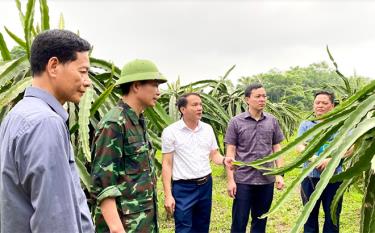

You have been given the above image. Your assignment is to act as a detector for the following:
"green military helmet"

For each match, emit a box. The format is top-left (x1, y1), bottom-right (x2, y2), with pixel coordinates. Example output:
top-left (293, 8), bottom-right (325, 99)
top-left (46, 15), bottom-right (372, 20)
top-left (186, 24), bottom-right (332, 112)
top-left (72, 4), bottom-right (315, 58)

top-left (116, 59), bottom-right (167, 85)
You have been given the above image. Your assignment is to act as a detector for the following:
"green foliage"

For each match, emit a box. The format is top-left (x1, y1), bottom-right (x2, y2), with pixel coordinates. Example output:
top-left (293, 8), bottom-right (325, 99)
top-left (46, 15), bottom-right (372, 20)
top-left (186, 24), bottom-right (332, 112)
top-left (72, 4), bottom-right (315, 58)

top-left (24, 0), bottom-right (36, 57)
top-left (0, 76), bottom-right (32, 109)
top-left (360, 171), bottom-right (375, 233)
top-left (238, 61), bottom-right (369, 111)
top-left (0, 56), bottom-right (29, 88)
top-left (0, 33), bottom-right (11, 61)
top-left (39, 0), bottom-right (50, 31)
top-left (4, 26), bottom-right (26, 48)
top-left (78, 86), bottom-right (95, 163)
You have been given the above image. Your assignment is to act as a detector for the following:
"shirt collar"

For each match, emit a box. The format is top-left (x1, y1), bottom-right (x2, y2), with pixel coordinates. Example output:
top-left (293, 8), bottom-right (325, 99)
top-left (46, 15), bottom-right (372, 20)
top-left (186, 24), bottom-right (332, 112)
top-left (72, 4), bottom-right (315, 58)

top-left (24, 87), bottom-right (68, 122)
top-left (118, 101), bottom-right (142, 126)
top-left (177, 119), bottom-right (202, 131)
top-left (243, 111), bottom-right (266, 121)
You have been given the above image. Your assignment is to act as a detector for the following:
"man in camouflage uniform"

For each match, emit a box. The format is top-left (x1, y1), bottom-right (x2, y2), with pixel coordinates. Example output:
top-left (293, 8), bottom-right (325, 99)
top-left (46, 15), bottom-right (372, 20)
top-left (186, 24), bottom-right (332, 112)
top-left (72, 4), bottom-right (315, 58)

top-left (91, 59), bottom-right (167, 233)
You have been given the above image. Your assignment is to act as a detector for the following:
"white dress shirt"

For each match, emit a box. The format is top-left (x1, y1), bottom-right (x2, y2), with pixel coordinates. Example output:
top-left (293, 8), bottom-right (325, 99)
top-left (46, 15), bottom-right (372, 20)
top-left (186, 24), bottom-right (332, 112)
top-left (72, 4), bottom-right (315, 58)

top-left (162, 119), bottom-right (218, 180)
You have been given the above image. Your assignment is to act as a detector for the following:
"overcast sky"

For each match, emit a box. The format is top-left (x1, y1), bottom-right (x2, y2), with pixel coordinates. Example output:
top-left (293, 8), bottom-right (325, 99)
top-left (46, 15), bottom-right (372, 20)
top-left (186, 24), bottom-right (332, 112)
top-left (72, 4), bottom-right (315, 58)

top-left (1, 0), bottom-right (374, 85)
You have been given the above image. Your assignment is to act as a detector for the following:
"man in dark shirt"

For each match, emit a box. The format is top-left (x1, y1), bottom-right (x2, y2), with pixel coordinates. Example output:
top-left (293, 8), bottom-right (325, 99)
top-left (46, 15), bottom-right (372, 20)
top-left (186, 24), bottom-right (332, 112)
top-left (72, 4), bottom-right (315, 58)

top-left (225, 83), bottom-right (285, 233)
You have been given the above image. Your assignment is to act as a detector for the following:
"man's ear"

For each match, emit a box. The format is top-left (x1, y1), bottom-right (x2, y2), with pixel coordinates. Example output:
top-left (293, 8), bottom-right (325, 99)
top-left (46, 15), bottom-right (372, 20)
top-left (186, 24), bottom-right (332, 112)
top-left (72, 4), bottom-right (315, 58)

top-left (131, 81), bottom-right (142, 93)
top-left (179, 106), bottom-right (186, 115)
top-left (46, 57), bottom-right (60, 78)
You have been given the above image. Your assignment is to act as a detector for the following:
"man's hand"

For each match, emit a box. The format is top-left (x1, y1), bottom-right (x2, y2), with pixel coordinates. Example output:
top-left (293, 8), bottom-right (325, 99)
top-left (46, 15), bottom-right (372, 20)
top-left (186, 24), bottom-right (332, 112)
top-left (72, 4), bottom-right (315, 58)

top-left (316, 158), bottom-right (331, 171)
top-left (164, 195), bottom-right (175, 215)
top-left (224, 157), bottom-right (235, 170)
top-left (275, 175), bottom-right (285, 190)
top-left (227, 180), bottom-right (237, 198)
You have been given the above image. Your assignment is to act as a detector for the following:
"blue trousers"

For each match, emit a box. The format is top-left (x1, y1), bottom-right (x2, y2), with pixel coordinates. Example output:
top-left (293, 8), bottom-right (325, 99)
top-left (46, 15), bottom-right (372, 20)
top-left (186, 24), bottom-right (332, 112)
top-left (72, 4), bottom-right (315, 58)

top-left (231, 183), bottom-right (274, 233)
top-left (172, 176), bottom-right (212, 233)
top-left (301, 177), bottom-right (343, 233)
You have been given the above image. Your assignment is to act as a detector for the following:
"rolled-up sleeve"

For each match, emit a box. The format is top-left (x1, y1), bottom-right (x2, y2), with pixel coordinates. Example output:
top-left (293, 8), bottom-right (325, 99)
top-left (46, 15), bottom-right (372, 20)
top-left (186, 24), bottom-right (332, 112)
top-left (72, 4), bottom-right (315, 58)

top-left (91, 122), bottom-right (123, 204)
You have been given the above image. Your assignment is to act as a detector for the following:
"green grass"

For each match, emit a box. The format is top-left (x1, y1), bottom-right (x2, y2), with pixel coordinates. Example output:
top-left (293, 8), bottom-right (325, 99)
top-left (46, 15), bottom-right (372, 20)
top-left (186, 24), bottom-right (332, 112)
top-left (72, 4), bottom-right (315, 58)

top-left (155, 150), bottom-right (362, 233)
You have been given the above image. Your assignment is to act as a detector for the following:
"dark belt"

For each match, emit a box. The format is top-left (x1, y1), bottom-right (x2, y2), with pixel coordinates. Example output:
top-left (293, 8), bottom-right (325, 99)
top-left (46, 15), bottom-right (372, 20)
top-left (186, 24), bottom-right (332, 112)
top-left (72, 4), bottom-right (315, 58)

top-left (173, 173), bottom-right (211, 186)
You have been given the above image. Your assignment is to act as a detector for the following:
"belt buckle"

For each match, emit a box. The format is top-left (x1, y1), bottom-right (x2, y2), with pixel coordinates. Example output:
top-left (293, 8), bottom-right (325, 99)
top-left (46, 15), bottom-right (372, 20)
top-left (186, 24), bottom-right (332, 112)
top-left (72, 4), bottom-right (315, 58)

top-left (196, 176), bottom-right (208, 185)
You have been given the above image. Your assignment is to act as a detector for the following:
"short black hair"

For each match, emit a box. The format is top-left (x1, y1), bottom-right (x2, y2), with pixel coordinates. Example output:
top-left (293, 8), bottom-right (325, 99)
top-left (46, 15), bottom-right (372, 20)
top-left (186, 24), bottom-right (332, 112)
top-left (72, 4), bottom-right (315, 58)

top-left (176, 92), bottom-right (201, 114)
top-left (314, 90), bottom-right (335, 104)
top-left (119, 80), bottom-right (150, 95)
top-left (244, 83), bottom-right (263, 97)
top-left (30, 29), bottom-right (91, 76)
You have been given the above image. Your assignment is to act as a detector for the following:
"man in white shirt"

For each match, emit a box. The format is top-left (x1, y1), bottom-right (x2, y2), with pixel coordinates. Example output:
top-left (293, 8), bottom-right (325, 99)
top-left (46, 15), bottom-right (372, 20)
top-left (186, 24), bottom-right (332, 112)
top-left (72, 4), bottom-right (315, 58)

top-left (161, 93), bottom-right (233, 233)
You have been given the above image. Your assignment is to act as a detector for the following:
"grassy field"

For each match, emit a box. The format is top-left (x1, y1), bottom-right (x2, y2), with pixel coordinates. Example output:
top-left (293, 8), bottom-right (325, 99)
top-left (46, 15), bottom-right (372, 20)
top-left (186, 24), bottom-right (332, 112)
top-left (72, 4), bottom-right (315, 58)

top-left (155, 151), bottom-right (362, 233)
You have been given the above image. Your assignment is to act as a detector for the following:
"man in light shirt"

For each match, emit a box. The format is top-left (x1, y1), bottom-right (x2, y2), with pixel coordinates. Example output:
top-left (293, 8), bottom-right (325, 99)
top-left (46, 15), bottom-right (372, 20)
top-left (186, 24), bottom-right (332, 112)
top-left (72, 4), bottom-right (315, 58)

top-left (161, 93), bottom-right (233, 233)
top-left (0, 30), bottom-right (94, 233)
top-left (297, 91), bottom-right (352, 233)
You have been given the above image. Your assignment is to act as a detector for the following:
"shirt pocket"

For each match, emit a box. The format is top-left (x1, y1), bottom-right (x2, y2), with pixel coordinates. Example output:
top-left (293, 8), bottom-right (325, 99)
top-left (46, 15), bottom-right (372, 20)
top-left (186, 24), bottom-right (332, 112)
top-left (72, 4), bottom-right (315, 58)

top-left (258, 130), bottom-right (273, 145)
top-left (123, 142), bottom-right (150, 175)
top-left (120, 196), bottom-right (154, 215)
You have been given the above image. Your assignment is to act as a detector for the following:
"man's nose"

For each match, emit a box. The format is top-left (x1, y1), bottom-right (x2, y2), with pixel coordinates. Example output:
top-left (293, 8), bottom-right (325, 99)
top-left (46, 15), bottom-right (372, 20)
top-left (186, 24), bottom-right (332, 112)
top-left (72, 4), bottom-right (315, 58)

top-left (83, 76), bottom-right (91, 87)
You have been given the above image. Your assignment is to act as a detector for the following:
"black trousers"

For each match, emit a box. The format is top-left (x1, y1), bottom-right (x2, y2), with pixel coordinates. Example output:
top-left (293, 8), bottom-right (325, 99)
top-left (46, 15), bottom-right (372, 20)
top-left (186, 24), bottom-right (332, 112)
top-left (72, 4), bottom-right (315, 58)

top-left (231, 183), bottom-right (274, 233)
top-left (301, 177), bottom-right (343, 233)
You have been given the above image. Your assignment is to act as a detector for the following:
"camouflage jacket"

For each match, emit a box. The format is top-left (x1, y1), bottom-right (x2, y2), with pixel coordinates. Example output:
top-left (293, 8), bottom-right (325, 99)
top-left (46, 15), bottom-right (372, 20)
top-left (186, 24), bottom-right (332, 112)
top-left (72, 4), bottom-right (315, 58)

top-left (91, 101), bottom-right (157, 233)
